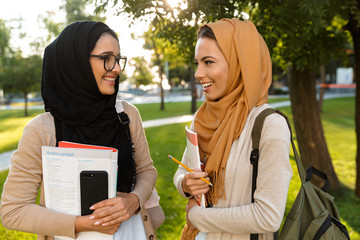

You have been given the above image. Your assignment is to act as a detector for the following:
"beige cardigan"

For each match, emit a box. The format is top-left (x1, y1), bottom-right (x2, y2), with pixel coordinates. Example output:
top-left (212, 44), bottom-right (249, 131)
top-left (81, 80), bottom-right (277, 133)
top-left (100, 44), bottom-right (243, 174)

top-left (0, 100), bottom-right (157, 239)
top-left (174, 104), bottom-right (292, 240)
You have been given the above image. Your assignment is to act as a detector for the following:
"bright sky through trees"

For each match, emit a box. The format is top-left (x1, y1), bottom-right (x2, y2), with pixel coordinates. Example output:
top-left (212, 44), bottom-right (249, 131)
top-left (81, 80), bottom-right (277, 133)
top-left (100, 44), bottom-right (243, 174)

top-left (0, 0), bottom-right (150, 60)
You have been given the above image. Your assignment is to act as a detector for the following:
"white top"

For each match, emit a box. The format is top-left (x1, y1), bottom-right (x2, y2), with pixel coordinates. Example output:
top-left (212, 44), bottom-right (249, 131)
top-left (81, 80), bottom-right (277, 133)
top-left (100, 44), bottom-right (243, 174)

top-left (174, 104), bottom-right (293, 240)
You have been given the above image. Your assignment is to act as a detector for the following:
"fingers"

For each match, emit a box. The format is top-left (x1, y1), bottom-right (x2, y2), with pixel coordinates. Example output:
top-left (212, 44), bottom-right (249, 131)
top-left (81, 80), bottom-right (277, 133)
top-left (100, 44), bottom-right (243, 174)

top-left (89, 193), bottom-right (140, 227)
top-left (94, 207), bottom-right (131, 227)
top-left (90, 197), bottom-right (118, 210)
top-left (75, 215), bottom-right (120, 235)
top-left (182, 171), bottom-right (211, 196)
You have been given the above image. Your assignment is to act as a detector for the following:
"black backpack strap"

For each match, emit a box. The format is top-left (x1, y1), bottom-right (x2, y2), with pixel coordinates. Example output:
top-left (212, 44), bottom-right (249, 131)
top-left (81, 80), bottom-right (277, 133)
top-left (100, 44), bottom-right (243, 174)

top-left (250, 108), bottom-right (279, 240)
top-left (331, 217), bottom-right (351, 240)
top-left (115, 100), bottom-right (132, 141)
top-left (117, 111), bottom-right (131, 141)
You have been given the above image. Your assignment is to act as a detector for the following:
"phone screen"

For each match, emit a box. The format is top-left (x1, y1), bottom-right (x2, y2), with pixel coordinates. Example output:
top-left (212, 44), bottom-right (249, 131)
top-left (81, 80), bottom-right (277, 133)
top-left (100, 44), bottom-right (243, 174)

top-left (80, 170), bottom-right (108, 216)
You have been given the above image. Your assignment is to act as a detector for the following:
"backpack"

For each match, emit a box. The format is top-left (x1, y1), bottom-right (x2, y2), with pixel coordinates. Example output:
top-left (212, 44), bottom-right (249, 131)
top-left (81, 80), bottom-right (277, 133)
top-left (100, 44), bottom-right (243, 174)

top-left (250, 108), bottom-right (350, 240)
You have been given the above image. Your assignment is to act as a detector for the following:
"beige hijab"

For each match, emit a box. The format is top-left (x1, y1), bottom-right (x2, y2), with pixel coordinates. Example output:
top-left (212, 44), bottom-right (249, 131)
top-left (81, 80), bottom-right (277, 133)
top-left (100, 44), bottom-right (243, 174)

top-left (194, 18), bottom-right (272, 205)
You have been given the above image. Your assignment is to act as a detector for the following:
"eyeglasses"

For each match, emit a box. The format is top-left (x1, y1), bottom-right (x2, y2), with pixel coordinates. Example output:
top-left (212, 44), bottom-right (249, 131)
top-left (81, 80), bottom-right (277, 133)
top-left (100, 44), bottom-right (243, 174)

top-left (90, 54), bottom-right (127, 71)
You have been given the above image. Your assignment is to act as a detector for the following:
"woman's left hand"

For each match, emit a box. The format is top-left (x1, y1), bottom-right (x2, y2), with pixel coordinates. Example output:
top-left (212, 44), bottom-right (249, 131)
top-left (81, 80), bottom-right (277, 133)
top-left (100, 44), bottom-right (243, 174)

top-left (185, 198), bottom-right (199, 230)
top-left (89, 192), bottom-right (140, 227)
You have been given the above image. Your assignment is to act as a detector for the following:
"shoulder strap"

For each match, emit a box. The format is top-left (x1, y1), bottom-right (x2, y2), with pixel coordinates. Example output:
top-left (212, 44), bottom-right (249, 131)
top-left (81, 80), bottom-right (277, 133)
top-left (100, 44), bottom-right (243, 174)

top-left (250, 108), bottom-right (277, 240)
top-left (250, 108), bottom-right (278, 203)
top-left (116, 100), bottom-right (131, 141)
top-left (251, 108), bottom-right (307, 186)
top-left (249, 108), bottom-right (287, 240)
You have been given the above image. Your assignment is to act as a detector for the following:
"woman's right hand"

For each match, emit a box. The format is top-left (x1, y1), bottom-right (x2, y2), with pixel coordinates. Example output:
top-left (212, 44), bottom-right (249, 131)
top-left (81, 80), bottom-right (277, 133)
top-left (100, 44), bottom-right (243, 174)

top-left (182, 169), bottom-right (211, 196)
top-left (74, 215), bottom-right (120, 235)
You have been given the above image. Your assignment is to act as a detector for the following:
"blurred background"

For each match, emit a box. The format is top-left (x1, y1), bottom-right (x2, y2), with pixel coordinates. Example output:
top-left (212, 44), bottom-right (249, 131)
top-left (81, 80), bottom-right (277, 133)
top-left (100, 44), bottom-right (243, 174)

top-left (0, 0), bottom-right (359, 239)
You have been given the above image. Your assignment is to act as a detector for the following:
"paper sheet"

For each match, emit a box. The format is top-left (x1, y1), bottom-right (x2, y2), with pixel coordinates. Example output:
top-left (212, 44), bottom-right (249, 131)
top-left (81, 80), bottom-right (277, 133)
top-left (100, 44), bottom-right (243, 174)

top-left (42, 143), bottom-right (118, 240)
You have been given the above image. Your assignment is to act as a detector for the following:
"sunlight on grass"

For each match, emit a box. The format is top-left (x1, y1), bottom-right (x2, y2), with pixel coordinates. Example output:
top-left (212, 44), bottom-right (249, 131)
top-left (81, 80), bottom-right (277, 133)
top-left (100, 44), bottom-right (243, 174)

top-left (0, 109), bottom-right (44, 152)
top-left (145, 122), bottom-right (190, 239)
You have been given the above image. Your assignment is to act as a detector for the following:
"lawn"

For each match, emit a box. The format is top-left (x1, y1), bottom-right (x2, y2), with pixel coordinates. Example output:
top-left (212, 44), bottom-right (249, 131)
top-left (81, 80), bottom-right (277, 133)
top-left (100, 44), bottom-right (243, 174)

top-left (0, 96), bottom-right (359, 239)
top-left (0, 98), bottom-right (284, 154)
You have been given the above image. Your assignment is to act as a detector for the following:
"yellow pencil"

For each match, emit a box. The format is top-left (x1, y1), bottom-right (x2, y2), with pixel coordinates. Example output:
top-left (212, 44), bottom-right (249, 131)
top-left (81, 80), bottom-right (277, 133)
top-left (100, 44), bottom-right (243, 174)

top-left (168, 155), bottom-right (213, 187)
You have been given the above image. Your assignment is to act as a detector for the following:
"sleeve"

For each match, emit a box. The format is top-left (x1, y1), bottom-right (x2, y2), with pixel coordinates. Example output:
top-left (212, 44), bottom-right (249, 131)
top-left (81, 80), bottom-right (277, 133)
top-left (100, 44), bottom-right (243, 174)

top-left (173, 120), bottom-right (197, 199)
top-left (173, 147), bottom-right (193, 198)
top-left (0, 116), bottom-right (77, 238)
top-left (188, 114), bottom-right (293, 234)
top-left (124, 102), bottom-right (157, 208)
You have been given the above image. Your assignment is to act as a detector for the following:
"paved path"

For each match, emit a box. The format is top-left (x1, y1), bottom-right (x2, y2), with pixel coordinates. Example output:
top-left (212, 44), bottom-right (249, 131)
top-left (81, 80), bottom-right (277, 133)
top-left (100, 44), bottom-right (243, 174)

top-left (0, 93), bottom-right (354, 171)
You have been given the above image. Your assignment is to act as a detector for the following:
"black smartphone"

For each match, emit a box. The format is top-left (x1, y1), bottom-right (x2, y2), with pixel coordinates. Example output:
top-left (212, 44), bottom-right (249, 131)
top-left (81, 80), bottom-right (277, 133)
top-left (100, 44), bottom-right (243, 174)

top-left (80, 170), bottom-right (108, 216)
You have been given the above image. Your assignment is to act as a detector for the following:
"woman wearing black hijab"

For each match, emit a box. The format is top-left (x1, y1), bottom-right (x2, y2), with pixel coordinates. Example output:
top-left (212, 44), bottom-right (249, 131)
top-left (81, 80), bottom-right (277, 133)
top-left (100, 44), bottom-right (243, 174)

top-left (0, 21), bottom-right (157, 239)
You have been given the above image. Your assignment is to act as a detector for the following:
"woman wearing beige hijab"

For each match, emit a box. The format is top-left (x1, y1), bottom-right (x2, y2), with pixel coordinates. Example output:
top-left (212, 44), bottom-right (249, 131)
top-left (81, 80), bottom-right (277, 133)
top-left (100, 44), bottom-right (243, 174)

top-left (173, 18), bottom-right (292, 240)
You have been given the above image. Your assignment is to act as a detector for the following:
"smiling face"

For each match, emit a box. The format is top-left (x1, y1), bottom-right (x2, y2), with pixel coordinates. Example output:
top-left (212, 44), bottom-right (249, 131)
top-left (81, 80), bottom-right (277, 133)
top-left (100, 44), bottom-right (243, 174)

top-left (194, 37), bottom-right (229, 101)
top-left (89, 33), bottom-right (121, 95)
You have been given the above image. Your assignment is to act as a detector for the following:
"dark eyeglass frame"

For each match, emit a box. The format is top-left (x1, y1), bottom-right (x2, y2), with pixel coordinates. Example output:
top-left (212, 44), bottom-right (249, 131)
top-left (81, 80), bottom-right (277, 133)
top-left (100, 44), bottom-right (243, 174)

top-left (89, 54), bottom-right (127, 71)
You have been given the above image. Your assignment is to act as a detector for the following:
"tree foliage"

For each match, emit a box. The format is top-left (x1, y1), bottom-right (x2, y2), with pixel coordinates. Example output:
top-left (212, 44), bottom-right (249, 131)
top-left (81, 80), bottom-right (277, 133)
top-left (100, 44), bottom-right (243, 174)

top-left (130, 56), bottom-right (153, 87)
top-left (255, 0), bottom-right (349, 72)
top-left (94, 0), bottom-right (250, 61)
top-left (93, 0), bottom-right (360, 190)
top-left (64, 0), bottom-right (105, 24)
top-left (39, 0), bottom-right (106, 47)
top-left (142, 23), bottom-right (189, 86)
top-left (253, 0), bottom-right (354, 189)
top-left (0, 20), bottom-right (12, 65)
top-left (2, 53), bottom-right (42, 116)
top-left (0, 19), bottom-right (12, 92)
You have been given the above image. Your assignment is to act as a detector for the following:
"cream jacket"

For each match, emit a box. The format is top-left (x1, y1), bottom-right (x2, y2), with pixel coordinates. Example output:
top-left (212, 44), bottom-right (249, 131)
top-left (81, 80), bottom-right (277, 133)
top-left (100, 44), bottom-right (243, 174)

top-left (0, 100), bottom-right (157, 240)
top-left (174, 104), bottom-right (293, 240)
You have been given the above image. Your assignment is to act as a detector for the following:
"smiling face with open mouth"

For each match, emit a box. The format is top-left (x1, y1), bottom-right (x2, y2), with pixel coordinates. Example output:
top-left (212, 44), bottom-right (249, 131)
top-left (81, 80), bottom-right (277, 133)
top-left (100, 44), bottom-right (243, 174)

top-left (194, 37), bottom-right (229, 101)
top-left (89, 32), bottom-right (121, 95)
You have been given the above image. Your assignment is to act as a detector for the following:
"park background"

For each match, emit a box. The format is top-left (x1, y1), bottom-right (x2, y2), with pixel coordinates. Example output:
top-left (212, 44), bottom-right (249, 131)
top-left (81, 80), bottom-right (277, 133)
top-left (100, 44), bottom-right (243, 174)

top-left (1, 0), bottom-right (360, 239)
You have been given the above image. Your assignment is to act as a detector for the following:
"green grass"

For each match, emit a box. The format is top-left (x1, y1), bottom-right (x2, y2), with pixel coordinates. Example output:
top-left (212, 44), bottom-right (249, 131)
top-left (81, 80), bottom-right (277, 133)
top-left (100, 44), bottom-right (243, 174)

top-left (135, 98), bottom-right (288, 120)
top-left (268, 96), bottom-right (290, 103)
top-left (145, 123), bottom-right (190, 239)
top-left (134, 101), bottom-right (203, 121)
top-left (0, 96), bottom-right (358, 239)
top-left (0, 109), bottom-right (45, 152)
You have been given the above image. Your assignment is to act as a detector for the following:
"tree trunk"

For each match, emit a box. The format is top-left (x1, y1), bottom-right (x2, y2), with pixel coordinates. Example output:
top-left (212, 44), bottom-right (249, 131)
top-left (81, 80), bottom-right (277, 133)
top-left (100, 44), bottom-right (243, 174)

top-left (159, 71), bottom-right (165, 111)
top-left (24, 92), bottom-right (28, 117)
top-left (289, 68), bottom-right (340, 189)
top-left (346, 2), bottom-right (360, 197)
top-left (318, 65), bottom-right (326, 112)
top-left (189, 64), bottom-right (197, 114)
top-left (151, 38), bottom-right (165, 111)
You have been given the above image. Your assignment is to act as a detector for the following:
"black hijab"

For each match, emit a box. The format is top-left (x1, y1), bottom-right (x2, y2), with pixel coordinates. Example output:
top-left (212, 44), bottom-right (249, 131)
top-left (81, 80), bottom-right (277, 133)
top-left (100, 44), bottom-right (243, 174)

top-left (41, 21), bottom-right (136, 193)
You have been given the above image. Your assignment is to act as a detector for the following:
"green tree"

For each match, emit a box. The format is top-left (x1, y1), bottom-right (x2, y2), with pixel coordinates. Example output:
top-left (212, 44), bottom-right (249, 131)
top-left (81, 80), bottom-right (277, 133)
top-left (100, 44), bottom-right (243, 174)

top-left (143, 27), bottom-right (167, 110)
top-left (2, 53), bottom-right (42, 116)
top-left (142, 23), bottom-right (189, 110)
top-left (94, 0), bottom-right (249, 113)
top-left (39, 0), bottom-right (105, 47)
top-left (0, 19), bottom-right (12, 95)
top-left (130, 56), bottom-right (153, 87)
top-left (0, 19), bottom-right (11, 65)
top-left (39, 11), bottom-right (64, 44)
top-left (254, 0), bottom-right (350, 189)
top-left (93, 0), bottom-right (354, 189)
top-left (63, 0), bottom-right (105, 24)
